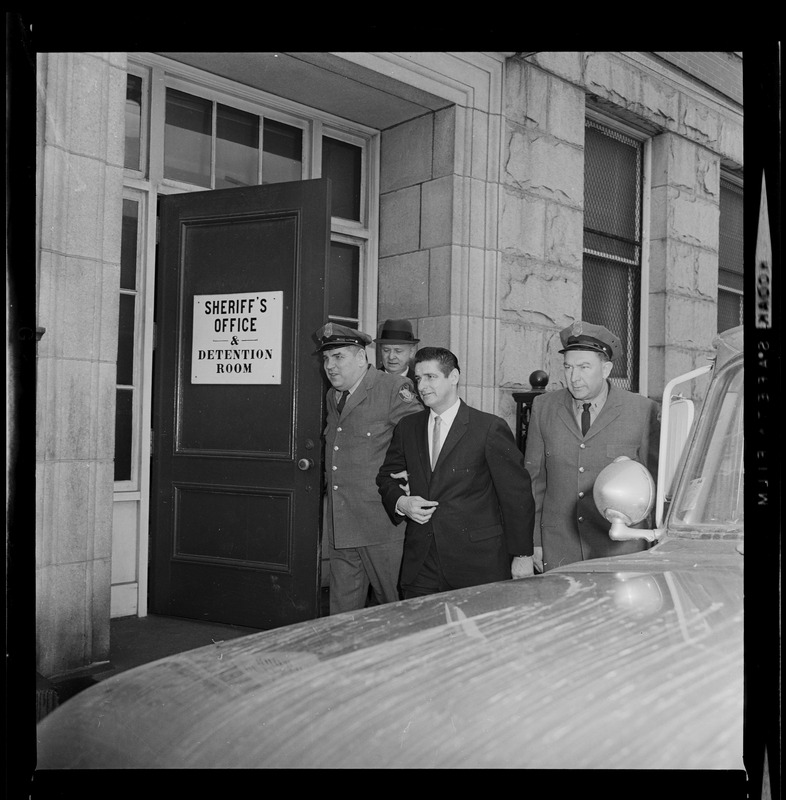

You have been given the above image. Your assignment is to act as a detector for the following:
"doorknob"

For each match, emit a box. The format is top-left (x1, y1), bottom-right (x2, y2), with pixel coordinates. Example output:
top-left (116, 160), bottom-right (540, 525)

top-left (297, 458), bottom-right (314, 471)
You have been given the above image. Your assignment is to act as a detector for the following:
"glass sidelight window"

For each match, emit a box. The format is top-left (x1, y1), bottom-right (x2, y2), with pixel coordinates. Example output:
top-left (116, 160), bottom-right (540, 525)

top-left (328, 240), bottom-right (361, 327)
top-left (322, 135), bottom-right (362, 221)
top-left (125, 74), bottom-right (143, 171)
top-left (115, 197), bottom-right (142, 484)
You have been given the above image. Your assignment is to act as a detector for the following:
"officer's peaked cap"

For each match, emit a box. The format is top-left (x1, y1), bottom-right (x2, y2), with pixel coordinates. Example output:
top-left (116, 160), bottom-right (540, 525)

top-left (315, 322), bottom-right (372, 352)
top-left (558, 321), bottom-right (620, 361)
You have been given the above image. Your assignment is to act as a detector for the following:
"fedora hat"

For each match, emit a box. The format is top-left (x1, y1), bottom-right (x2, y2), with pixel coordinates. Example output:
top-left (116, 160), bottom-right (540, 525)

top-left (374, 318), bottom-right (420, 345)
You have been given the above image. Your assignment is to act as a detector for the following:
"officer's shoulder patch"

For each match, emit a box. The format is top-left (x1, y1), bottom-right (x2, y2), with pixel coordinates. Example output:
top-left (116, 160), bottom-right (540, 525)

top-left (398, 384), bottom-right (415, 403)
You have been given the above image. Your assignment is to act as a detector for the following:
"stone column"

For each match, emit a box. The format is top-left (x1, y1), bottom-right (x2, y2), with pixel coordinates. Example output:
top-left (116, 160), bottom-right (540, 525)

top-left (373, 53), bottom-right (514, 414)
top-left (648, 132), bottom-right (720, 401)
top-left (35, 52), bottom-right (126, 677)
top-left (497, 59), bottom-right (586, 427)
top-left (378, 93), bottom-right (503, 411)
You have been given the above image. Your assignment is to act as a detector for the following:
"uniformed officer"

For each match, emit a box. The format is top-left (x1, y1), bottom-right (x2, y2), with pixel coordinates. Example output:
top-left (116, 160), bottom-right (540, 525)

top-left (317, 322), bottom-right (421, 613)
top-left (524, 321), bottom-right (660, 572)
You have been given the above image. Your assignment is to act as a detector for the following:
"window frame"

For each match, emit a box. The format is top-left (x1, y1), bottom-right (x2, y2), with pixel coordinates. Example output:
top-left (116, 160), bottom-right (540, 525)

top-left (582, 110), bottom-right (651, 395)
top-left (124, 63), bottom-right (150, 177)
top-left (160, 76), bottom-right (313, 192)
top-left (326, 234), bottom-right (369, 330)
top-left (717, 173), bottom-right (744, 333)
top-left (320, 125), bottom-right (370, 228)
top-left (118, 54), bottom-right (382, 502)
top-left (114, 187), bottom-right (149, 493)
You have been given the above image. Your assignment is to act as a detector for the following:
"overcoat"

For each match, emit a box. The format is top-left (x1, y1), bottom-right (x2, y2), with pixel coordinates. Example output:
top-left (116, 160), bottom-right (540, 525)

top-left (324, 365), bottom-right (420, 549)
top-left (377, 400), bottom-right (535, 589)
top-left (524, 383), bottom-right (660, 572)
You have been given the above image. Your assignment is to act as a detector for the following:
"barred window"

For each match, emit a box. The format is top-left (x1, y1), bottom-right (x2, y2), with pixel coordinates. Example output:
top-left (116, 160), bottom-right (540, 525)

top-left (582, 119), bottom-right (643, 392)
top-left (717, 178), bottom-right (743, 332)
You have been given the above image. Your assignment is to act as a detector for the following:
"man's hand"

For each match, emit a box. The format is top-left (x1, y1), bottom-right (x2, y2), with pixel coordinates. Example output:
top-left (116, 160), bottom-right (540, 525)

top-left (511, 555), bottom-right (535, 579)
top-left (397, 495), bottom-right (439, 524)
top-left (390, 470), bottom-right (410, 496)
top-left (533, 546), bottom-right (544, 574)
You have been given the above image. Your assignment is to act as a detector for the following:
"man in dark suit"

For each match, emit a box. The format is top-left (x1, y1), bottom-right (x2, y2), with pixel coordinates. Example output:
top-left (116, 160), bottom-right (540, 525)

top-left (524, 321), bottom-right (660, 573)
top-left (377, 347), bottom-right (535, 598)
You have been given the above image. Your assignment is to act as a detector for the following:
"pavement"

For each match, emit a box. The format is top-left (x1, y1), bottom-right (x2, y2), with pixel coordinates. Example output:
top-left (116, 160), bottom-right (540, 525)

top-left (36, 587), bottom-right (330, 721)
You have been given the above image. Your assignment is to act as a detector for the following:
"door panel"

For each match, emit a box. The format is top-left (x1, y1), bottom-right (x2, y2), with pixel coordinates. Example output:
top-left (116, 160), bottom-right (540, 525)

top-left (151, 179), bottom-right (330, 629)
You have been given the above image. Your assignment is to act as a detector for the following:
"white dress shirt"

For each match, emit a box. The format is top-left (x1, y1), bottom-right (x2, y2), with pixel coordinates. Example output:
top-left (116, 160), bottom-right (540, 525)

top-left (393, 398), bottom-right (461, 517)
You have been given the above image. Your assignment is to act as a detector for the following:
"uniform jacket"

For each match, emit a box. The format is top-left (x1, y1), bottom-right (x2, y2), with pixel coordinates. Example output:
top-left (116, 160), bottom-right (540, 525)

top-left (377, 364), bottom-right (424, 405)
top-left (324, 365), bottom-right (420, 549)
top-left (377, 400), bottom-right (535, 589)
top-left (524, 383), bottom-right (660, 572)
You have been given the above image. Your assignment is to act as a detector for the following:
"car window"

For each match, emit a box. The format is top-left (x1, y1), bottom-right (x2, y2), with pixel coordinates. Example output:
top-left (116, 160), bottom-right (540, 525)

top-left (671, 361), bottom-right (744, 531)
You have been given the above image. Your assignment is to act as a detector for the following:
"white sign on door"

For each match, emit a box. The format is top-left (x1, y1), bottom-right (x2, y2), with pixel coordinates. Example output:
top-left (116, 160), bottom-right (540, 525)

top-left (191, 291), bottom-right (283, 384)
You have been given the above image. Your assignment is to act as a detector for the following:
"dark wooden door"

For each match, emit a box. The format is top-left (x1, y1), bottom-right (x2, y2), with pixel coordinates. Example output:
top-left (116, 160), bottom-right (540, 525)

top-left (150, 179), bottom-right (330, 629)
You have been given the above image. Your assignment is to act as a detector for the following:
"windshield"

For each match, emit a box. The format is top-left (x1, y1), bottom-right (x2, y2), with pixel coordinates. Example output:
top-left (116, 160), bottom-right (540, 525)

top-left (669, 358), bottom-right (744, 533)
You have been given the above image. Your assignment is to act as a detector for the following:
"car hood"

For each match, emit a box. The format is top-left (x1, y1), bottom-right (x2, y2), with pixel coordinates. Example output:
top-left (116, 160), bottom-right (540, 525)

top-left (36, 538), bottom-right (743, 770)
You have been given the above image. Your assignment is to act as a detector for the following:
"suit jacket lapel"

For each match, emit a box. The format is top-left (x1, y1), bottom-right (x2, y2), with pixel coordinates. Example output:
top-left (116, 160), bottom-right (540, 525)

top-left (415, 412), bottom-right (431, 478)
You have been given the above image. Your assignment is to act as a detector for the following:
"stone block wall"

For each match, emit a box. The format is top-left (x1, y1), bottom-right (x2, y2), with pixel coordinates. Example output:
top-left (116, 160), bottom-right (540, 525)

top-left (498, 60), bottom-right (586, 427)
top-left (35, 52), bottom-right (126, 677)
top-left (500, 52), bottom-right (743, 420)
top-left (378, 106), bottom-right (466, 344)
top-left (378, 95), bottom-right (505, 411)
top-left (648, 133), bottom-right (721, 401)
top-left (654, 52), bottom-right (743, 107)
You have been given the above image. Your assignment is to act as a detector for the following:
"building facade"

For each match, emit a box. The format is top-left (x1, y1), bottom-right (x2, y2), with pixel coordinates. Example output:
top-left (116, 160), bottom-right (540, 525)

top-left (32, 51), bottom-right (743, 678)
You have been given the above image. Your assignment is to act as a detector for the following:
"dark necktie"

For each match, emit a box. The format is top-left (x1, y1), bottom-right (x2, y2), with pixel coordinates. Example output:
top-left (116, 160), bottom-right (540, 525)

top-left (337, 390), bottom-right (349, 415)
top-left (581, 402), bottom-right (591, 436)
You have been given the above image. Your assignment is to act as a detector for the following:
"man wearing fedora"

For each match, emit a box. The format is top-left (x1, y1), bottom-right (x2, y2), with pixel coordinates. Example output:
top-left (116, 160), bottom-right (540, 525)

top-left (316, 322), bottom-right (421, 614)
top-left (524, 321), bottom-right (660, 573)
top-left (375, 318), bottom-right (420, 380)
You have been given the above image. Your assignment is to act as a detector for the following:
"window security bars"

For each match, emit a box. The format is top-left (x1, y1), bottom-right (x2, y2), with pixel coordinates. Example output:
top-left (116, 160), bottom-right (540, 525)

top-left (582, 119), bottom-right (643, 392)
